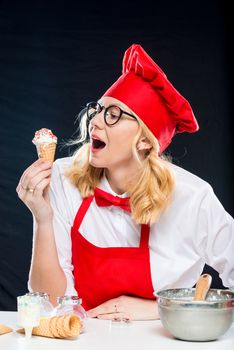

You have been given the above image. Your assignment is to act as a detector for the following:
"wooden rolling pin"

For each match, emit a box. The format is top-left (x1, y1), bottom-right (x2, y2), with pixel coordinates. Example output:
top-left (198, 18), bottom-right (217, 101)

top-left (194, 274), bottom-right (212, 301)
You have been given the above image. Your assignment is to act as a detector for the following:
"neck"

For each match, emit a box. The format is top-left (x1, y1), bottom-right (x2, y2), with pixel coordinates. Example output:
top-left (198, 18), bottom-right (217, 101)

top-left (105, 164), bottom-right (139, 195)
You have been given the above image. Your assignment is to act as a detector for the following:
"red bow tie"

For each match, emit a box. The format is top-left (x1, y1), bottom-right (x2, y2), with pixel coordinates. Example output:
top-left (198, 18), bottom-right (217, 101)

top-left (94, 187), bottom-right (131, 212)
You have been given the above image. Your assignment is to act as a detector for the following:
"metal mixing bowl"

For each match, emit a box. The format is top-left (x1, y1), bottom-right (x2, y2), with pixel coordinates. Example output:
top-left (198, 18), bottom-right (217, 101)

top-left (154, 288), bottom-right (234, 342)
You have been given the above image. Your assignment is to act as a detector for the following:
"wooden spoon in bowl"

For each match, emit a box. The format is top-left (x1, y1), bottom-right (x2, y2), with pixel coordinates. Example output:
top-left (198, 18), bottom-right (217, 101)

top-left (194, 274), bottom-right (212, 301)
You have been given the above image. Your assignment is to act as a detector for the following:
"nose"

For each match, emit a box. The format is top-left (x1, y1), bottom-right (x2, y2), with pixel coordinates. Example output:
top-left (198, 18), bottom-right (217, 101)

top-left (90, 109), bottom-right (105, 129)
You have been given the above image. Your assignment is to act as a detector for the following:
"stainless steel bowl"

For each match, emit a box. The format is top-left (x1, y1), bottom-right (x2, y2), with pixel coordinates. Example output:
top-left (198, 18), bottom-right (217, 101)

top-left (154, 288), bottom-right (234, 342)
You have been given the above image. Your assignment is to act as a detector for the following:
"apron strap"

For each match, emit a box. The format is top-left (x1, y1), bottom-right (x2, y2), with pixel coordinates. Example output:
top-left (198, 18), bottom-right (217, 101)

top-left (73, 195), bottom-right (94, 230)
top-left (139, 224), bottom-right (150, 249)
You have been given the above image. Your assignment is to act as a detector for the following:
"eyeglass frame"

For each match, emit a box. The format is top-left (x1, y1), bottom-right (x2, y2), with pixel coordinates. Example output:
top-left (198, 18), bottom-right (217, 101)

top-left (86, 101), bottom-right (138, 126)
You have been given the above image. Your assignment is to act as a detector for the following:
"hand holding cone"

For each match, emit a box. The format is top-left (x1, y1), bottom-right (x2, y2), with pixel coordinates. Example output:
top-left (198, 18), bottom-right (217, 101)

top-left (17, 314), bottom-right (81, 339)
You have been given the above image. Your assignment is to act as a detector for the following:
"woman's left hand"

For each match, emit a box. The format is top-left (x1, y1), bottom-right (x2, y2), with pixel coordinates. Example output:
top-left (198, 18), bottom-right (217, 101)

top-left (86, 295), bottom-right (159, 321)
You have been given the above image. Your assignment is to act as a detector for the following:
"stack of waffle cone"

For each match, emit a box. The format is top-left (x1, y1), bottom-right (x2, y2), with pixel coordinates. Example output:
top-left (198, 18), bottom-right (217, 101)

top-left (36, 143), bottom-right (57, 162)
top-left (17, 314), bottom-right (81, 339)
top-left (0, 323), bottom-right (13, 335)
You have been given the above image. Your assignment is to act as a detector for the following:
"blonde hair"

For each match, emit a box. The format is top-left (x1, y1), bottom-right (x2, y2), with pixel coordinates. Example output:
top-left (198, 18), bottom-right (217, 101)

top-left (65, 109), bottom-right (174, 225)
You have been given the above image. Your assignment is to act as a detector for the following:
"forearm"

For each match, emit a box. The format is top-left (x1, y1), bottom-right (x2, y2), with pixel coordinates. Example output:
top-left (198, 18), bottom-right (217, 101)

top-left (29, 219), bottom-right (67, 305)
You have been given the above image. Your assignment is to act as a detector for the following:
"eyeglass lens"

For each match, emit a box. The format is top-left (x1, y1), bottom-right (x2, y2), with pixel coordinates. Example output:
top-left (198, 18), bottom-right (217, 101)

top-left (87, 102), bottom-right (121, 125)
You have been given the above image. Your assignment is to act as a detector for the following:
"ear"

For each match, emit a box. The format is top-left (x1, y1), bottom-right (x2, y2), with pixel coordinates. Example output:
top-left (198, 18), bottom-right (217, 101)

top-left (137, 137), bottom-right (152, 151)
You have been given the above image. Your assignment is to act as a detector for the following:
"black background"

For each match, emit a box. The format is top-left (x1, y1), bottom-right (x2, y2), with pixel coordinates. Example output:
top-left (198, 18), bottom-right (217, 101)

top-left (0, 0), bottom-right (233, 310)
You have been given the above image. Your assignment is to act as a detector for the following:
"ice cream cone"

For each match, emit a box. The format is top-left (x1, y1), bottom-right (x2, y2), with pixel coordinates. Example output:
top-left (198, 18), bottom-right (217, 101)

top-left (61, 314), bottom-right (81, 338)
top-left (49, 316), bottom-right (62, 338)
top-left (32, 317), bottom-right (55, 338)
top-left (0, 324), bottom-right (13, 335)
top-left (16, 328), bottom-right (24, 334)
top-left (17, 315), bottom-right (81, 339)
top-left (32, 128), bottom-right (58, 162)
top-left (36, 143), bottom-right (57, 162)
top-left (56, 315), bottom-right (67, 338)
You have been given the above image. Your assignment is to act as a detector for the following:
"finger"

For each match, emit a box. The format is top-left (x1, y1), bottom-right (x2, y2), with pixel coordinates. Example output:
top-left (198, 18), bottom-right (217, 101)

top-left (17, 178), bottom-right (51, 203)
top-left (17, 172), bottom-right (51, 201)
top-left (87, 304), bottom-right (112, 317)
top-left (24, 169), bottom-right (52, 192)
top-left (21, 159), bottom-right (52, 182)
top-left (16, 180), bottom-right (25, 193)
top-left (87, 302), bottom-right (124, 317)
top-left (17, 185), bottom-right (27, 196)
top-left (21, 169), bottom-right (52, 193)
top-left (33, 177), bottom-right (51, 196)
top-left (97, 312), bottom-right (131, 321)
top-left (16, 159), bottom-right (52, 193)
top-left (86, 307), bottom-right (106, 318)
top-left (23, 159), bottom-right (52, 181)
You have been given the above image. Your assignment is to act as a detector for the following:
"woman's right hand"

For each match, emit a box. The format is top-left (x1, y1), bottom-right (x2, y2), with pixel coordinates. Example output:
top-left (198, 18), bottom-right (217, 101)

top-left (16, 158), bottom-right (53, 223)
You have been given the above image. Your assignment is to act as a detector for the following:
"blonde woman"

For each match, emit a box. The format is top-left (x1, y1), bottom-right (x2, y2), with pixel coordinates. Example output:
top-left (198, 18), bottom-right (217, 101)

top-left (16, 44), bottom-right (234, 321)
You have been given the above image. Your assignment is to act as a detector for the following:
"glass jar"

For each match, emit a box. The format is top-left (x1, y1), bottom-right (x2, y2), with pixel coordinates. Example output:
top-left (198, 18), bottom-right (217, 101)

top-left (54, 295), bottom-right (86, 332)
top-left (26, 292), bottom-right (54, 317)
top-left (17, 294), bottom-right (41, 338)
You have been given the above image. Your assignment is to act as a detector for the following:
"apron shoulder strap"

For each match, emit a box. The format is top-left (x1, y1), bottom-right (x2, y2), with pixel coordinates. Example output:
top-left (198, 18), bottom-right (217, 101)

top-left (73, 195), bottom-right (94, 230)
top-left (140, 224), bottom-right (150, 249)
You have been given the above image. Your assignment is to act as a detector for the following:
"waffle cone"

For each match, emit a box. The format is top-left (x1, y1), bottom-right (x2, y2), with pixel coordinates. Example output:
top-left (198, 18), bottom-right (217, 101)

top-left (32, 317), bottom-right (54, 338)
top-left (49, 316), bottom-right (62, 338)
top-left (17, 315), bottom-right (81, 339)
top-left (36, 143), bottom-right (56, 162)
top-left (61, 315), bottom-right (81, 338)
top-left (0, 323), bottom-right (13, 335)
top-left (16, 328), bottom-right (25, 334)
top-left (56, 315), bottom-right (68, 338)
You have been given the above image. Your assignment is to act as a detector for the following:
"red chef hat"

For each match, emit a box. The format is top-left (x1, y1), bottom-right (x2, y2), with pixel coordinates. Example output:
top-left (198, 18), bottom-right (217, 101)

top-left (103, 44), bottom-right (199, 153)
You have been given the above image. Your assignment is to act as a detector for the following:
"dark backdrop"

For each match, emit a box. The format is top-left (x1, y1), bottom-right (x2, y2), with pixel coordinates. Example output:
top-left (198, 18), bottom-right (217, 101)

top-left (0, 1), bottom-right (233, 310)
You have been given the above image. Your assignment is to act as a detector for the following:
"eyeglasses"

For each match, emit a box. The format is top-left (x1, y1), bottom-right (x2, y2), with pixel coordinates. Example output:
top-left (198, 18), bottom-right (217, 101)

top-left (86, 101), bottom-right (137, 126)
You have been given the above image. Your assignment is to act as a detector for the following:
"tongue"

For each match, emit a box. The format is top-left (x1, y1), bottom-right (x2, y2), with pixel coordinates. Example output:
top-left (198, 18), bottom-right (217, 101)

top-left (93, 139), bottom-right (106, 149)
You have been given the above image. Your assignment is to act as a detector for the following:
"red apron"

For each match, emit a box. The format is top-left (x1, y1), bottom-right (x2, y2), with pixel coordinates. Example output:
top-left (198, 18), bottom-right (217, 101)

top-left (71, 193), bottom-right (155, 310)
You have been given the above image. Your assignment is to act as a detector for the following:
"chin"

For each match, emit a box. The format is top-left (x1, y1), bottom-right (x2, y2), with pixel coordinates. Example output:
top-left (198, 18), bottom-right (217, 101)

top-left (89, 158), bottom-right (106, 169)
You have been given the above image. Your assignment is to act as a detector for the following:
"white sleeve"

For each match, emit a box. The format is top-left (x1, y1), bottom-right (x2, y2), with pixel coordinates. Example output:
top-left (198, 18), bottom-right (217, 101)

top-left (197, 185), bottom-right (234, 289)
top-left (48, 160), bottom-right (77, 296)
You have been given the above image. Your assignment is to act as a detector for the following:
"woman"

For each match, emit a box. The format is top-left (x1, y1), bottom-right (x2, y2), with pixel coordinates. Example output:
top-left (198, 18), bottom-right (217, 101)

top-left (16, 44), bottom-right (234, 321)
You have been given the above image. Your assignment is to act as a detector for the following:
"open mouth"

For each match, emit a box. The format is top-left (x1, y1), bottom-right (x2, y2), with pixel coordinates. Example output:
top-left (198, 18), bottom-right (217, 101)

top-left (92, 138), bottom-right (106, 150)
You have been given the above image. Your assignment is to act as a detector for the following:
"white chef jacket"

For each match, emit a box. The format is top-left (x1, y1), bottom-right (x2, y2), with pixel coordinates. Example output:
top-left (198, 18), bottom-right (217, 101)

top-left (33, 156), bottom-right (234, 295)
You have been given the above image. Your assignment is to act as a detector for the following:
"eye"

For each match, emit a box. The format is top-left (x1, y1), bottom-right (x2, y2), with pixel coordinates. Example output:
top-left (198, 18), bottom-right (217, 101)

top-left (106, 106), bottom-right (120, 123)
top-left (109, 112), bottom-right (119, 119)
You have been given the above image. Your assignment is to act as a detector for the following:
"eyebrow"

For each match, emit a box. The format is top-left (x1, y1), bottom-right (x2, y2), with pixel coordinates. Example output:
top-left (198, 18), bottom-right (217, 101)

top-left (98, 100), bottom-right (129, 111)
